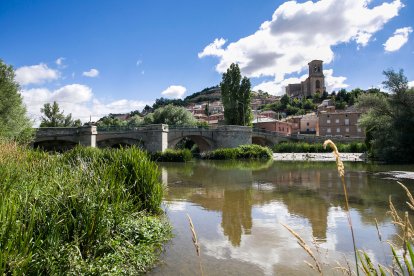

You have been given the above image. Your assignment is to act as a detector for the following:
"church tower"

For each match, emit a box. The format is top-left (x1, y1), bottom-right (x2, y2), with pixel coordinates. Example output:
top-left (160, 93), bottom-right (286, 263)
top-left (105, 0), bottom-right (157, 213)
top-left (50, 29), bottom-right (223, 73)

top-left (307, 60), bottom-right (325, 97)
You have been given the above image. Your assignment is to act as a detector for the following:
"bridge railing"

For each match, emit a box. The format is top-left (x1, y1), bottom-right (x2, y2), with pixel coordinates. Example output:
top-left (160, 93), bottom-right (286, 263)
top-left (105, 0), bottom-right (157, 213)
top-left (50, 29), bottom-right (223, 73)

top-left (96, 125), bottom-right (148, 132)
top-left (252, 128), bottom-right (290, 137)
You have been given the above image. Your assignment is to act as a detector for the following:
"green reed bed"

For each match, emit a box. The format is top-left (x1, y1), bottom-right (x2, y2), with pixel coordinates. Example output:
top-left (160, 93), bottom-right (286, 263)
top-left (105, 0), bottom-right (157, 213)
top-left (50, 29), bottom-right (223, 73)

top-left (0, 142), bottom-right (171, 275)
top-left (272, 141), bottom-right (367, 153)
top-left (151, 148), bottom-right (193, 162)
top-left (202, 144), bottom-right (273, 160)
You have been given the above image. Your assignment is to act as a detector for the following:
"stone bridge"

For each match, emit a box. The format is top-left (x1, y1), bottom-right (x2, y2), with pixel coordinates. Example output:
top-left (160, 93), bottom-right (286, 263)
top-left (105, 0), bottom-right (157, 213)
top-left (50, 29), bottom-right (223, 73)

top-left (33, 124), bottom-right (363, 152)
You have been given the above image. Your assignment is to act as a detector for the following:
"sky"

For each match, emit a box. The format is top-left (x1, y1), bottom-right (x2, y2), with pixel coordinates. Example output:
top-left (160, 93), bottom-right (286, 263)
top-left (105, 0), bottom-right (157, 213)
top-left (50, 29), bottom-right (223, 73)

top-left (1, 0), bottom-right (413, 124)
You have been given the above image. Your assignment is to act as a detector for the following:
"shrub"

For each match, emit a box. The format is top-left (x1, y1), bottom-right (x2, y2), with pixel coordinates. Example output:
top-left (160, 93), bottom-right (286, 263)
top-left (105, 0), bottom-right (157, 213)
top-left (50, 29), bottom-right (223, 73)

top-left (203, 144), bottom-right (272, 160)
top-left (272, 142), bottom-right (366, 153)
top-left (151, 149), bottom-right (193, 162)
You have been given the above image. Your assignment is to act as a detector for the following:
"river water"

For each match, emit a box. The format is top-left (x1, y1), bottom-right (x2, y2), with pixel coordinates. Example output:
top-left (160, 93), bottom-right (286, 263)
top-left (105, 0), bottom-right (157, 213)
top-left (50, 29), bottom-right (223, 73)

top-left (150, 160), bottom-right (414, 275)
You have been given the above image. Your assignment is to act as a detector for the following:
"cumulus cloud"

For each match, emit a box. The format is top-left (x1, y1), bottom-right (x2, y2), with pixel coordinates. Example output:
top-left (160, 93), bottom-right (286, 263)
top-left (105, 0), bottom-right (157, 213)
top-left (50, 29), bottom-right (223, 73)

top-left (21, 84), bottom-right (149, 126)
top-left (199, 0), bottom-right (403, 88)
top-left (15, 63), bottom-right (60, 85)
top-left (161, 85), bottom-right (187, 98)
top-left (408, 81), bottom-right (414, 88)
top-left (82, 68), bottom-right (99, 77)
top-left (384, 27), bottom-right (412, 52)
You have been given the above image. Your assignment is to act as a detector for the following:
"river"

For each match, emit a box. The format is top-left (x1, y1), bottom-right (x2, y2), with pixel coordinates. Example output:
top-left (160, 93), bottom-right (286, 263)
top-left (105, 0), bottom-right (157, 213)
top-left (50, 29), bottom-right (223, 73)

top-left (150, 160), bottom-right (414, 275)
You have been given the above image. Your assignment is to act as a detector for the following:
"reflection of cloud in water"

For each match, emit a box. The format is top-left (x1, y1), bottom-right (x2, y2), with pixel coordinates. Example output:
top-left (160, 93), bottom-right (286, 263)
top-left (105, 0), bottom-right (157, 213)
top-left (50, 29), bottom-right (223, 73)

top-left (165, 200), bottom-right (187, 211)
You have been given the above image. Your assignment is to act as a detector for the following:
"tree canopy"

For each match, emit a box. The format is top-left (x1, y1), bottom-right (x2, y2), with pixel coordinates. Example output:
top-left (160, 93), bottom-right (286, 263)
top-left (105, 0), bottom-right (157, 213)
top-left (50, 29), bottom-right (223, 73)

top-left (357, 69), bottom-right (414, 163)
top-left (40, 101), bottom-right (81, 127)
top-left (0, 59), bottom-right (33, 142)
top-left (145, 104), bottom-right (197, 126)
top-left (220, 63), bottom-right (252, 125)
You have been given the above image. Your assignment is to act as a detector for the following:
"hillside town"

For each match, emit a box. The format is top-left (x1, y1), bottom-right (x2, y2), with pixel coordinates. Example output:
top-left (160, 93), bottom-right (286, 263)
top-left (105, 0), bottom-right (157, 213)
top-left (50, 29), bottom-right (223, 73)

top-left (104, 60), bottom-right (365, 139)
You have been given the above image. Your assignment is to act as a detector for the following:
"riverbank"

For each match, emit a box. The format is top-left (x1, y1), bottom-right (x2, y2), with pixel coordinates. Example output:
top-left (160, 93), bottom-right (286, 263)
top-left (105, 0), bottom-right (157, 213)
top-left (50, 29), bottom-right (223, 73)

top-left (273, 152), bottom-right (366, 161)
top-left (0, 143), bottom-right (171, 274)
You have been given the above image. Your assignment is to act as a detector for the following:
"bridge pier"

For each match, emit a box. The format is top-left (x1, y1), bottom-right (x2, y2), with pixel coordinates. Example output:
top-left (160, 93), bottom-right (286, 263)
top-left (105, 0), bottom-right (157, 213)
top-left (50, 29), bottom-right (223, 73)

top-left (142, 124), bottom-right (169, 153)
top-left (214, 125), bottom-right (252, 149)
top-left (78, 125), bottom-right (97, 147)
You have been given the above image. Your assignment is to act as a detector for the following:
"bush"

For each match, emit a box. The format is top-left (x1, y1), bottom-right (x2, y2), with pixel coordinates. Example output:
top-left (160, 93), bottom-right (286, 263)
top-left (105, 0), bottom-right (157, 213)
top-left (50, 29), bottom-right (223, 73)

top-left (272, 142), bottom-right (366, 153)
top-left (0, 143), bottom-right (170, 274)
top-left (203, 144), bottom-right (272, 160)
top-left (151, 149), bottom-right (193, 162)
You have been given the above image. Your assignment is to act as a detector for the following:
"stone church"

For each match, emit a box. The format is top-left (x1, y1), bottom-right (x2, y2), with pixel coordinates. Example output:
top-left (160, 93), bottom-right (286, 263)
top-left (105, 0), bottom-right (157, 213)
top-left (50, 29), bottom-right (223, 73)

top-left (285, 60), bottom-right (325, 98)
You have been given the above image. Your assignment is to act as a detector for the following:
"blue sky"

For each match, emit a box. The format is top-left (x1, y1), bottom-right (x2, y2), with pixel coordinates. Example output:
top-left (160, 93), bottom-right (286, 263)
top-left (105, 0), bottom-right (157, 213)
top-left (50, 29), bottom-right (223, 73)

top-left (1, 0), bottom-right (413, 123)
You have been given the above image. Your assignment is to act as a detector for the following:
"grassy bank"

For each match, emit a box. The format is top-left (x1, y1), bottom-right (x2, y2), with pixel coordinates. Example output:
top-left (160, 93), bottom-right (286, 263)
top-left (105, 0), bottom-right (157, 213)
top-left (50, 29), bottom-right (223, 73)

top-left (202, 144), bottom-right (273, 160)
top-left (151, 148), bottom-right (193, 162)
top-left (273, 141), bottom-right (367, 153)
top-left (0, 142), bottom-right (171, 274)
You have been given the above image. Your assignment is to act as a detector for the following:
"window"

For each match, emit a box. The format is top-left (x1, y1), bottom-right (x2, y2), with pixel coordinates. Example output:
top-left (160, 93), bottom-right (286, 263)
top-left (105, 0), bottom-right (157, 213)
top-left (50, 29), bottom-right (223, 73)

top-left (307, 122), bottom-right (309, 126)
top-left (335, 119), bottom-right (339, 124)
top-left (358, 128), bottom-right (362, 132)
top-left (327, 119), bottom-right (331, 124)
top-left (336, 128), bottom-right (340, 133)
top-left (315, 80), bottom-right (321, 89)
top-left (345, 119), bottom-right (349, 125)
top-left (346, 127), bottom-right (349, 133)
top-left (327, 128), bottom-right (331, 133)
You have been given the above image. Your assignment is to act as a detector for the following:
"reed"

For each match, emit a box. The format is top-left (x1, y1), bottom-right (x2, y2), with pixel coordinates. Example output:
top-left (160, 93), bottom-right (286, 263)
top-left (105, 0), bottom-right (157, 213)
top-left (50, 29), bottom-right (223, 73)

top-left (0, 143), bottom-right (171, 274)
top-left (187, 214), bottom-right (204, 276)
top-left (323, 139), bottom-right (359, 276)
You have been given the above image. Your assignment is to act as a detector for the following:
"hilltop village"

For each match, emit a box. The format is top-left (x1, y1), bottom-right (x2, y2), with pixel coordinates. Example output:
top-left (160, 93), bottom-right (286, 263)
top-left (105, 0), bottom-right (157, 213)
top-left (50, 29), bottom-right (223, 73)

top-left (98, 60), bottom-right (366, 139)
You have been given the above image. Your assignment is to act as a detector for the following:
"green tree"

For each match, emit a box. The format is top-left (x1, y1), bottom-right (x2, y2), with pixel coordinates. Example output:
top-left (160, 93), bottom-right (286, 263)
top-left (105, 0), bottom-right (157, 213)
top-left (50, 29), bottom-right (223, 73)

top-left (220, 63), bottom-right (253, 125)
top-left (357, 69), bottom-right (414, 163)
top-left (40, 101), bottom-right (81, 127)
top-left (127, 114), bottom-right (144, 127)
top-left (0, 59), bottom-right (33, 142)
top-left (151, 104), bottom-right (197, 126)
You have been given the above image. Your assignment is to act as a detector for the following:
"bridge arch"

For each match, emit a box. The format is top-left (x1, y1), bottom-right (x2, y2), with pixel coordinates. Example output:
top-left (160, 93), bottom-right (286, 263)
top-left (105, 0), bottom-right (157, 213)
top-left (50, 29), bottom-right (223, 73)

top-left (252, 136), bottom-right (274, 147)
top-left (169, 135), bottom-right (214, 152)
top-left (33, 139), bottom-right (78, 152)
top-left (97, 138), bottom-right (144, 149)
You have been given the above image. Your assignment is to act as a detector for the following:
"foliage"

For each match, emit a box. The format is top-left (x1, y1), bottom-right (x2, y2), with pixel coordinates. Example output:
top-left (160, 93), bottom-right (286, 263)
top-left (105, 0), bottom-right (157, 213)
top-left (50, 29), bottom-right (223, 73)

top-left (272, 142), bottom-right (367, 153)
top-left (0, 59), bottom-right (33, 142)
top-left (40, 101), bottom-right (81, 127)
top-left (96, 114), bottom-right (128, 127)
top-left (146, 104), bottom-right (197, 126)
top-left (152, 97), bottom-right (185, 110)
top-left (183, 85), bottom-right (221, 103)
top-left (151, 148), bottom-right (193, 162)
top-left (203, 144), bottom-right (272, 160)
top-left (0, 143), bottom-right (170, 274)
top-left (220, 63), bottom-right (253, 126)
top-left (357, 69), bottom-right (414, 163)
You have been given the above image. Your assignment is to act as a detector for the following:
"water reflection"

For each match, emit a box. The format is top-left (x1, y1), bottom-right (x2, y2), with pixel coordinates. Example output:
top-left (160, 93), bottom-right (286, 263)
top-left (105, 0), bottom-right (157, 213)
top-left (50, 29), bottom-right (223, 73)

top-left (153, 161), bottom-right (414, 275)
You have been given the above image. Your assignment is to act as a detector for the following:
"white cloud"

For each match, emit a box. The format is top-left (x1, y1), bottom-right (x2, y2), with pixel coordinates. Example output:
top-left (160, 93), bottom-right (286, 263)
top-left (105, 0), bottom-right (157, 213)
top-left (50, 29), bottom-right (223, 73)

top-left (252, 69), bottom-right (348, 95)
top-left (21, 84), bottom-right (150, 126)
top-left (82, 68), bottom-right (99, 77)
top-left (199, 0), bottom-right (403, 85)
top-left (56, 57), bottom-right (65, 67)
top-left (161, 85), bottom-right (187, 98)
top-left (408, 81), bottom-right (414, 88)
top-left (136, 60), bottom-right (142, 66)
top-left (198, 38), bottom-right (227, 58)
top-left (384, 27), bottom-right (412, 52)
top-left (15, 63), bottom-right (60, 85)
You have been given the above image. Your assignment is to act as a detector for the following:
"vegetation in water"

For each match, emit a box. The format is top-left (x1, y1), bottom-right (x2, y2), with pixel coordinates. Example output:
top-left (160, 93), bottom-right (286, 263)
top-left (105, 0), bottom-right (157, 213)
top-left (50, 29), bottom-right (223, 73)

top-left (0, 142), bottom-right (171, 274)
top-left (272, 141), bottom-right (367, 153)
top-left (151, 148), bottom-right (193, 162)
top-left (202, 144), bottom-right (272, 160)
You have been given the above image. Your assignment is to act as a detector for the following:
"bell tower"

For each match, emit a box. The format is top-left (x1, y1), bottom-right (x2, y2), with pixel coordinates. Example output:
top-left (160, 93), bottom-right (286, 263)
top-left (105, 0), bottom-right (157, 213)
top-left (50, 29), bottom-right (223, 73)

top-left (307, 60), bottom-right (325, 96)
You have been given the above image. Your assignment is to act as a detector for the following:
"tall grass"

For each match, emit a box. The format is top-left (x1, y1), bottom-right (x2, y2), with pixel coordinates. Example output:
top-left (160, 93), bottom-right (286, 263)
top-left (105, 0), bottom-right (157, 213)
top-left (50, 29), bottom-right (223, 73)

top-left (202, 144), bottom-right (273, 160)
top-left (273, 141), bottom-right (367, 153)
top-left (0, 142), bottom-right (171, 274)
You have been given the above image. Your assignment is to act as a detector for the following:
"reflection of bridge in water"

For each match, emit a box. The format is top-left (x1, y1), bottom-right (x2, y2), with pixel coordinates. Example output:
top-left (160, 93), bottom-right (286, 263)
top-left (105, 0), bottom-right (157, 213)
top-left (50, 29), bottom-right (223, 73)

top-left (33, 124), bottom-right (363, 152)
top-left (161, 161), bottom-right (403, 246)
